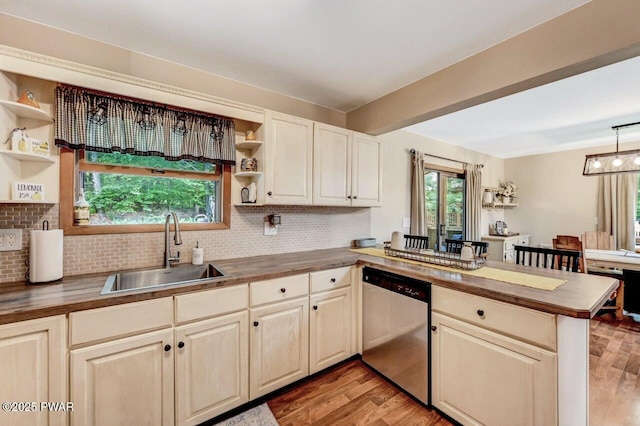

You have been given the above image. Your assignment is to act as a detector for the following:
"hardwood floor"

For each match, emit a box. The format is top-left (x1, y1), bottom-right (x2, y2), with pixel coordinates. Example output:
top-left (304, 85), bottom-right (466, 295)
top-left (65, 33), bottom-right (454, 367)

top-left (590, 316), bottom-right (640, 426)
top-left (268, 360), bottom-right (452, 426)
top-left (267, 317), bottom-right (640, 425)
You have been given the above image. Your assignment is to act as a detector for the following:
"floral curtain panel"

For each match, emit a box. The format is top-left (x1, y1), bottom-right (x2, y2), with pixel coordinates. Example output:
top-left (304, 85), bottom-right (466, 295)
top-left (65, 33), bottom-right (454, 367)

top-left (54, 85), bottom-right (235, 165)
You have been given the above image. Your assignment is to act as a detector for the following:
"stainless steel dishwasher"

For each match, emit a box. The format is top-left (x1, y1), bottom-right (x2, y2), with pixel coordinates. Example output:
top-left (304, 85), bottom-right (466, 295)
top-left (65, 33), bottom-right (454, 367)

top-left (362, 267), bottom-right (431, 405)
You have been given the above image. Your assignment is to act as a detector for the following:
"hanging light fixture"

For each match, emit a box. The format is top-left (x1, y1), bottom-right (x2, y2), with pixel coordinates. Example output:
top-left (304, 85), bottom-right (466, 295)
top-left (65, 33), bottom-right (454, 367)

top-left (583, 121), bottom-right (640, 176)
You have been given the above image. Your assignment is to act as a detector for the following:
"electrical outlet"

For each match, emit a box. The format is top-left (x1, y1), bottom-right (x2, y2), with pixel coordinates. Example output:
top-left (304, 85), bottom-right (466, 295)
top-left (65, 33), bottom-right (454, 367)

top-left (264, 222), bottom-right (278, 236)
top-left (0, 229), bottom-right (22, 251)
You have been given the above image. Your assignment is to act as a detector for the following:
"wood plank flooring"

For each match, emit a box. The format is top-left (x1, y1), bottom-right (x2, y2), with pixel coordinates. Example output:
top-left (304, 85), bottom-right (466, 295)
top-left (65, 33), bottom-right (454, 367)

top-left (590, 316), bottom-right (640, 426)
top-left (268, 317), bottom-right (640, 426)
top-left (268, 360), bottom-right (452, 426)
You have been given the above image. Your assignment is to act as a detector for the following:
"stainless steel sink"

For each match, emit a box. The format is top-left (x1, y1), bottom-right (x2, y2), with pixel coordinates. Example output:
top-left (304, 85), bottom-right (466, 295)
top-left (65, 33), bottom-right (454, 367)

top-left (101, 263), bottom-right (226, 295)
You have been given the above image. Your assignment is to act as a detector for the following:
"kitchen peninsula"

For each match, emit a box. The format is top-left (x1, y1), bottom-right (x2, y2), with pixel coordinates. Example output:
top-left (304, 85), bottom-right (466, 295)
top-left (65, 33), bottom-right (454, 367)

top-left (0, 247), bottom-right (617, 426)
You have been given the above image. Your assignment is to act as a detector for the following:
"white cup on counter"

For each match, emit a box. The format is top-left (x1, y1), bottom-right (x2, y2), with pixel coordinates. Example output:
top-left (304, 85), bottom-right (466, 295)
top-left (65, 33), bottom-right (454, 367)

top-left (391, 231), bottom-right (404, 250)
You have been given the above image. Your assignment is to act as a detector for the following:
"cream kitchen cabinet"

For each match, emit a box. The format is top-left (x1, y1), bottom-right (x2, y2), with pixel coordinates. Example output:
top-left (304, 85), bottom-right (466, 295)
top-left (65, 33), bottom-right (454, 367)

top-left (70, 328), bottom-right (175, 426)
top-left (0, 315), bottom-right (66, 426)
top-left (431, 286), bottom-right (558, 426)
top-left (264, 110), bottom-right (313, 205)
top-left (69, 298), bottom-right (175, 426)
top-left (309, 266), bottom-right (354, 374)
top-left (174, 285), bottom-right (249, 426)
top-left (482, 234), bottom-right (530, 263)
top-left (313, 122), bottom-right (382, 207)
top-left (249, 274), bottom-right (310, 399)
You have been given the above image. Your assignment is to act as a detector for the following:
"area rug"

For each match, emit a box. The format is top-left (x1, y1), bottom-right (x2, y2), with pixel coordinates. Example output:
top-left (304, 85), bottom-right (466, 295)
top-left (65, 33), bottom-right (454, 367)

top-left (214, 403), bottom-right (279, 426)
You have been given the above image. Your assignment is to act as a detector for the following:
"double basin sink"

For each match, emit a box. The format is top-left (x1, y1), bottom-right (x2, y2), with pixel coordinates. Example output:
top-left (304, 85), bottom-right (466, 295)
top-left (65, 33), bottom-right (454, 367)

top-left (101, 263), bottom-right (227, 295)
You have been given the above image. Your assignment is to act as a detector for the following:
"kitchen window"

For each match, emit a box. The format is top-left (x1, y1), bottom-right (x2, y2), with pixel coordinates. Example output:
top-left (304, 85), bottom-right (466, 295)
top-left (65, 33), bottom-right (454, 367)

top-left (55, 84), bottom-right (235, 235)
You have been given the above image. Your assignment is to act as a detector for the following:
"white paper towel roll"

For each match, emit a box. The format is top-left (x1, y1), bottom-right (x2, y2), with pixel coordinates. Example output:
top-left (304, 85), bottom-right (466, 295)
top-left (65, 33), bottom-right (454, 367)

top-left (29, 229), bottom-right (63, 283)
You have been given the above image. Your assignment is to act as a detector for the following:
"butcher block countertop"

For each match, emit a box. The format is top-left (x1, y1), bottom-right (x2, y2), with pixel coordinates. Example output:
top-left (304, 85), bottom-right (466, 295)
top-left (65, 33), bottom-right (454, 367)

top-left (0, 247), bottom-right (618, 325)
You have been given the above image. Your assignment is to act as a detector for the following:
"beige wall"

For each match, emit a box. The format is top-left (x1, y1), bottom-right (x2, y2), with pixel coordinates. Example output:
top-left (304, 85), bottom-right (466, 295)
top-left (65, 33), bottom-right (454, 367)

top-left (504, 141), bottom-right (640, 247)
top-left (370, 130), bottom-right (504, 243)
top-left (0, 13), bottom-right (345, 127)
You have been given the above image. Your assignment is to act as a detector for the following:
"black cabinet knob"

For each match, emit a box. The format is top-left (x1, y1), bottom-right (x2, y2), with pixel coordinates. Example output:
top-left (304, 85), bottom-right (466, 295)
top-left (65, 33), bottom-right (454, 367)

top-left (164, 344), bottom-right (171, 352)
top-left (330, 278), bottom-right (336, 283)
top-left (178, 341), bottom-right (185, 349)
top-left (477, 309), bottom-right (485, 317)
top-left (267, 191), bottom-right (273, 196)
top-left (353, 196), bottom-right (358, 199)
top-left (347, 195), bottom-right (352, 199)
top-left (431, 326), bottom-right (437, 332)
top-left (253, 321), bottom-right (259, 327)
top-left (313, 305), bottom-right (318, 310)
top-left (280, 288), bottom-right (286, 293)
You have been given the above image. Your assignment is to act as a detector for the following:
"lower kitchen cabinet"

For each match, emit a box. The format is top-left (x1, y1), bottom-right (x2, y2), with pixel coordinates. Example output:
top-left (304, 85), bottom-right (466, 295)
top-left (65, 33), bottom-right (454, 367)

top-left (482, 234), bottom-right (530, 263)
top-left (250, 297), bottom-right (309, 399)
top-left (0, 315), bottom-right (66, 426)
top-left (431, 312), bottom-right (557, 426)
top-left (309, 287), bottom-right (352, 374)
top-left (70, 329), bottom-right (175, 426)
top-left (175, 311), bottom-right (248, 426)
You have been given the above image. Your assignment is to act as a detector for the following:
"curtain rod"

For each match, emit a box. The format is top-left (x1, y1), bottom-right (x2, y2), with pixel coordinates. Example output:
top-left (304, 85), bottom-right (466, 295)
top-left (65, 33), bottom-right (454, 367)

top-left (409, 149), bottom-right (484, 168)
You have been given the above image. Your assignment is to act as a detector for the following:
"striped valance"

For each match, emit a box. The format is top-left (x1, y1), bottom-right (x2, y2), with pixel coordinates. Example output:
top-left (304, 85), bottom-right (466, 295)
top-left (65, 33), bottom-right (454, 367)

top-left (54, 85), bottom-right (235, 165)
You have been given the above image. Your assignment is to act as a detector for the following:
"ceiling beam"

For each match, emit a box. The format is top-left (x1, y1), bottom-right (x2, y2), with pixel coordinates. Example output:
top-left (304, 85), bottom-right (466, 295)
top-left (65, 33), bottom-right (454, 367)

top-left (346, 0), bottom-right (640, 136)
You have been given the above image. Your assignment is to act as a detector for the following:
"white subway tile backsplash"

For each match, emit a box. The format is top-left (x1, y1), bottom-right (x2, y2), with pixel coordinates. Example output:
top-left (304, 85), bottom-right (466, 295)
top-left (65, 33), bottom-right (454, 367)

top-left (0, 203), bottom-right (370, 283)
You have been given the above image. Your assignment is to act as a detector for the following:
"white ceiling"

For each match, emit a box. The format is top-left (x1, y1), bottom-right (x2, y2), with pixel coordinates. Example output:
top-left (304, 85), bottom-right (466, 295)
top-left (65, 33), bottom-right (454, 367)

top-left (3, 0), bottom-right (637, 159)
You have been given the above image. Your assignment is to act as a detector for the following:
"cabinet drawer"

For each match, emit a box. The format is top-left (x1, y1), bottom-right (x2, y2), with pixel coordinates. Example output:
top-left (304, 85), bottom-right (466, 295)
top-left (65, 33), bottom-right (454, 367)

top-left (432, 286), bottom-right (556, 351)
top-left (70, 297), bottom-right (173, 346)
top-left (251, 274), bottom-right (309, 306)
top-left (175, 284), bottom-right (248, 324)
top-left (310, 267), bottom-right (351, 293)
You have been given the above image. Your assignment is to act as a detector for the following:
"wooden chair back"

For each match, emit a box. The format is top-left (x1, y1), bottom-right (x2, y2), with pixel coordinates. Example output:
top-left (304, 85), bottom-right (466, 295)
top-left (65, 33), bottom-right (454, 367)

top-left (581, 231), bottom-right (614, 250)
top-left (445, 239), bottom-right (489, 257)
top-left (404, 234), bottom-right (429, 250)
top-left (514, 245), bottom-right (582, 272)
top-left (552, 235), bottom-right (585, 273)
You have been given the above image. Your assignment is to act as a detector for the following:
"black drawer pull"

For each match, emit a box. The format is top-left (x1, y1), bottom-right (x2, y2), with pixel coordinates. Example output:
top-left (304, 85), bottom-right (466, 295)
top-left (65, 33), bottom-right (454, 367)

top-left (253, 321), bottom-right (259, 327)
top-left (164, 344), bottom-right (171, 352)
top-left (477, 309), bottom-right (485, 317)
top-left (313, 305), bottom-right (318, 310)
top-left (178, 341), bottom-right (185, 349)
top-left (330, 278), bottom-right (336, 283)
top-left (431, 326), bottom-right (437, 332)
top-left (267, 191), bottom-right (273, 196)
top-left (280, 288), bottom-right (286, 293)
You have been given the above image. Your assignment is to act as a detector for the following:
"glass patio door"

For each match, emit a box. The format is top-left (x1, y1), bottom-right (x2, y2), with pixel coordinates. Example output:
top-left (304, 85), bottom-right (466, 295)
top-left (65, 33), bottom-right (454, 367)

top-left (425, 170), bottom-right (466, 251)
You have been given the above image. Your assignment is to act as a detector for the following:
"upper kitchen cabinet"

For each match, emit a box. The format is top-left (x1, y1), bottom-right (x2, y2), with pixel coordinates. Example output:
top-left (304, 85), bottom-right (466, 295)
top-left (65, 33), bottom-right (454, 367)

top-left (313, 122), bottom-right (382, 207)
top-left (264, 111), bottom-right (313, 205)
top-left (0, 72), bottom-right (58, 203)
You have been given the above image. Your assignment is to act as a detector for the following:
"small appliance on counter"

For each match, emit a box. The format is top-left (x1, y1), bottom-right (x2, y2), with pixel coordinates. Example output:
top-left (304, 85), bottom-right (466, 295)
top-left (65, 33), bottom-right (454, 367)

top-left (28, 221), bottom-right (63, 284)
top-left (489, 221), bottom-right (519, 237)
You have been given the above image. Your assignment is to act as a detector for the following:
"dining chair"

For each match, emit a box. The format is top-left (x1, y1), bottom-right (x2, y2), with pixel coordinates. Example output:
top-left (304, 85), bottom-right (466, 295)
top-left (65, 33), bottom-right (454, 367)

top-left (404, 234), bottom-right (429, 250)
top-left (445, 239), bottom-right (489, 257)
top-left (514, 245), bottom-right (582, 272)
top-left (552, 235), bottom-right (585, 273)
top-left (581, 231), bottom-right (614, 250)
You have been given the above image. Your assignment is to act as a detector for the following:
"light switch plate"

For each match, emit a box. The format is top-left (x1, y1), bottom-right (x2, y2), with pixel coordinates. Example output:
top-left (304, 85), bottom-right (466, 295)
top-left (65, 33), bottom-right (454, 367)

top-left (264, 222), bottom-right (277, 236)
top-left (402, 217), bottom-right (411, 228)
top-left (0, 229), bottom-right (22, 251)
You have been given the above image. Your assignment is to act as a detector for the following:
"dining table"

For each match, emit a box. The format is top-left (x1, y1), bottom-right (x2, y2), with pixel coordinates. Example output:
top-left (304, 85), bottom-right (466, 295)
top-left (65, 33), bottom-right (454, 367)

top-left (584, 248), bottom-right (640, 271)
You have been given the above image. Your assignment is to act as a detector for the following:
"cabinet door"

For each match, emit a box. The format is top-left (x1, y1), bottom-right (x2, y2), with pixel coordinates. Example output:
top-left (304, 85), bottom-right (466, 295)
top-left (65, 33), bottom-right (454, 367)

top-left (175, 311), bottom-right (248, 426)
top-left (309, 288), bottom-right (352, 374)
top-left (0, 316), bottom-right (66, 426)
top-left (264, 111), bottom-right (313, 205)
top-left (313, 123), bottom-right (351, 206)
top-left (351, 133), bottom-right (382, 207)
top-left (250, 297), bottom-right (309, 399)
top-left (70, 329), bottom-right (174, 426)
top-left (432, 313), bottom-right (557, 426)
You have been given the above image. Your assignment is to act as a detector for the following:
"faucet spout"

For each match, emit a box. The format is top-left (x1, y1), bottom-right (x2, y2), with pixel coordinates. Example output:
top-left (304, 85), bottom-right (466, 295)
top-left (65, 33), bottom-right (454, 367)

top-left (164, 212), bottom-right (183, 268)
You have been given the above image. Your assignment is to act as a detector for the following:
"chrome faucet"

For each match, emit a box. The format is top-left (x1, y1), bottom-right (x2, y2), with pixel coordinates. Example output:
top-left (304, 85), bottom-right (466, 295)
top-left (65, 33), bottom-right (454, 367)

top-left (164, 212), bottom-right (183, 268)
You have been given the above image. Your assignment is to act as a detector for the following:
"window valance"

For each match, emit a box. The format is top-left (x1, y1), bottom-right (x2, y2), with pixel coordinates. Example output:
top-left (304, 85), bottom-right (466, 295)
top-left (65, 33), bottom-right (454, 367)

top-left (54, 85), bottom-right (235, 165)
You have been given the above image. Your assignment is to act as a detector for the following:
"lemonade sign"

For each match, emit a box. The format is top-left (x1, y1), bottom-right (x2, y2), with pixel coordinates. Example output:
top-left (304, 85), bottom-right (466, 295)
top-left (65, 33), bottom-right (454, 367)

top-left (13, 182), bottom-right (45, 201)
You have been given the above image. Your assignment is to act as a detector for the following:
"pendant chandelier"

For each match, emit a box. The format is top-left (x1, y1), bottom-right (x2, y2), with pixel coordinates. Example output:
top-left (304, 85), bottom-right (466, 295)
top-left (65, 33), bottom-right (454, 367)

top-left (583, 121), bottom-right (640, 176)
